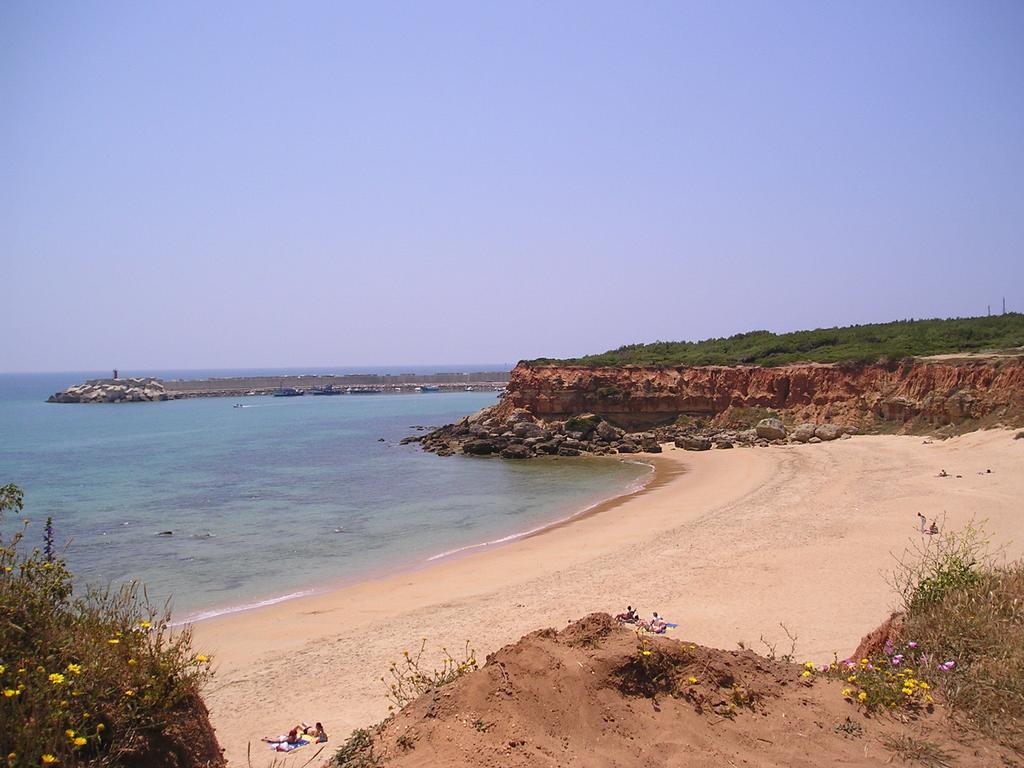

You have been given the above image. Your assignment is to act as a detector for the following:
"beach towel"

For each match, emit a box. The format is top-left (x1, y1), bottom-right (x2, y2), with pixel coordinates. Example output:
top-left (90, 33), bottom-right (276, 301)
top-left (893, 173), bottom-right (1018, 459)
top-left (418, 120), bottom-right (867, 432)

top-left (270, 739), bottom-right (309, 752)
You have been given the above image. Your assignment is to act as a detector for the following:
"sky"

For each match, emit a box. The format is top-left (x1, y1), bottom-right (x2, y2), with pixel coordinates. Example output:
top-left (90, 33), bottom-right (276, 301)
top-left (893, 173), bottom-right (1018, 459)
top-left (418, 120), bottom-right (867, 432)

top-left (2, 1), bottom-right (1022, 372)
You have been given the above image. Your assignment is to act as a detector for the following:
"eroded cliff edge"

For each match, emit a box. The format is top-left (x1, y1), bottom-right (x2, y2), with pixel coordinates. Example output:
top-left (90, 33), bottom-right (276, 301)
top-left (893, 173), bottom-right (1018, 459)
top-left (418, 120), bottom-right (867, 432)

top-left (417, 357), bottom-right (1024, 458)
top-left (499, 358), bottom-right (1024, 430)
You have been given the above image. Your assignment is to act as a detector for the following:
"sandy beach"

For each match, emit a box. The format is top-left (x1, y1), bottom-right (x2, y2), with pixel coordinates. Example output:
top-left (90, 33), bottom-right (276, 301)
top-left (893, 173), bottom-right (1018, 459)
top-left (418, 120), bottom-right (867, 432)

top-left (192, 429), bottom-right (1024, 765)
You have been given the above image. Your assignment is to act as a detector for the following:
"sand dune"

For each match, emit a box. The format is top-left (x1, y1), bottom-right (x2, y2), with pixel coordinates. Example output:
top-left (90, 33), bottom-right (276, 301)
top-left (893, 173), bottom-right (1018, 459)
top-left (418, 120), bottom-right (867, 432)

top-left (191, 429), bottom-right (1024, 765)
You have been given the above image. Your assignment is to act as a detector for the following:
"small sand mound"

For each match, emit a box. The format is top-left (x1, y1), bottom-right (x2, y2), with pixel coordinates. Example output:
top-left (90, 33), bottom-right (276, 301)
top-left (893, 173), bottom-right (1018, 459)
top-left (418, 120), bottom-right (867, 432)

top-left (336, 614), bottom-right (1015, 767)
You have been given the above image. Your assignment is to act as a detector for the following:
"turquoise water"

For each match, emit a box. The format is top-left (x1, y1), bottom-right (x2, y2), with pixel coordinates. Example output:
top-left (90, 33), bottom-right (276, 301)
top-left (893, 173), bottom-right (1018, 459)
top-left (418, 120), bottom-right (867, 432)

top-left (0, 371), bottom-right (649, 621)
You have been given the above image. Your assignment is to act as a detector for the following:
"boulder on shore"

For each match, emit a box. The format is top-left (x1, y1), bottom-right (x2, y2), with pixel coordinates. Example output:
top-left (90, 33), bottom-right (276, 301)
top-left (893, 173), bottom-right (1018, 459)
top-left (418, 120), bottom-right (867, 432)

top-left (791, 423), bottom-right (817, 443)
top-left (674, 437), bottom-right (711, 451)
top-left (500, 444), bottom-right (532, 459)
top-left (814, 424), bottom-right (843, 441)
top-left (755, 418), bottom-right (787, 440)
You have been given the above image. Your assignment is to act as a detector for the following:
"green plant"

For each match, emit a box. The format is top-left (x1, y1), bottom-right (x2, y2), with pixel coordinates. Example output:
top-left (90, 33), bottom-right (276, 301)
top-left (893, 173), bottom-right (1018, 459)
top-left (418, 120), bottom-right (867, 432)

top-left (890, 521), bottom-right (991, 613)
top-left (900, 563), bottom-right (1024, 753)
top-left (333, 728), bottom-right (381, 767)
top-left (758, 623), bottom-right (798, 664)
top-left (833, 717), bottom-right (863, 739)
top-left (528, 313), bottom-right (1024, 368)
top-left (382, 638), bottom-right (477, 711)
top-left (879, 733), bottom-right (953, 767)
top-left (0, 484), bottom-right (212, 766)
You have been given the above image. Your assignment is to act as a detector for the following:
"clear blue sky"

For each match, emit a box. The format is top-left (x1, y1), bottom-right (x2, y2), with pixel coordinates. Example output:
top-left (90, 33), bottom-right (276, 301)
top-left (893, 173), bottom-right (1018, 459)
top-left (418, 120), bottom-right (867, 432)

top-left (2, 1), bottom-right (1022, 372)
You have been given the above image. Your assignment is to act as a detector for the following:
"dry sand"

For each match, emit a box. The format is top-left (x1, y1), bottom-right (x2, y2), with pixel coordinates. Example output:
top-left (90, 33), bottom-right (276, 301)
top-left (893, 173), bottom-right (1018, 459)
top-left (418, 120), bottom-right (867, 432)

top-left (192, 428), bottom-right (1024, 765)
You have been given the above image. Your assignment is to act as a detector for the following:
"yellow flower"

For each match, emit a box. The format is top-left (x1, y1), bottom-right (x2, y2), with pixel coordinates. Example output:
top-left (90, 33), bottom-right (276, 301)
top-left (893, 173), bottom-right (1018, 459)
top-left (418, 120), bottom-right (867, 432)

top-left (66, 664), bottom-right (82, 675)
top-left (857, 691), bottom-right (868, 702)
top-left (127, 659), bottom-right (136, 666)
top-left (859, 658), bottom-right (869, 665)
top-left (919, 682), bottom-right (929, 690)
top-left (688, 676), bottom-right (698, 684)
top-left (803, 662), bottom-right (815, 670)
top-left (800, 670), bottom-right (811, 678)
top-left (925, 694), bottom-right (934, 704)
top-left (36, 666), bottom-right (45, 674)
top-left (48, 673), bottom-right (65, 685)
top-left (73, 738), bottom-right (86, 747)
top-left (196, 655), bottom-right (209, 663)
top-left (902, 687), bottom-right (913, 695)
top-left (125, 689), bottom-right (135, 697)
top-left (0, 664), bottom-right (5, 674)
top-left (3, 689), bottom-right (15, 698)
top-left (847, 675), bottom-right (857, 682)
top-left (65, 730), bottom-right (75, 739)
top-left (96, 724), bottom-right (105, 732)
top-left (42, 756), bottom-right (58, 765)
top-left (841, 688), bottom-right (852, 697)
top-left (641, 650), bottom-right (652, 656)
top-left (139, 621), bottom-right (152, 630)
top-left (107, 639), bottom-right (119, 645)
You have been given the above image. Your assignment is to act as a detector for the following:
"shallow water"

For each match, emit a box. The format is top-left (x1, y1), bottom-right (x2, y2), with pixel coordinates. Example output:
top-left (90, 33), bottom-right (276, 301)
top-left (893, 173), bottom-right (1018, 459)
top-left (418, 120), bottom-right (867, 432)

top-left (0, 370), bottom-right (649, 620)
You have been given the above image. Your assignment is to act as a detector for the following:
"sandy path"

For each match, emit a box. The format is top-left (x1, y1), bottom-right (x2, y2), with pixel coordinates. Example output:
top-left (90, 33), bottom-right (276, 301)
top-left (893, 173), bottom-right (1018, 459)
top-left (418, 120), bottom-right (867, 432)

top-left (192, 429), bottom-right (1024, 766)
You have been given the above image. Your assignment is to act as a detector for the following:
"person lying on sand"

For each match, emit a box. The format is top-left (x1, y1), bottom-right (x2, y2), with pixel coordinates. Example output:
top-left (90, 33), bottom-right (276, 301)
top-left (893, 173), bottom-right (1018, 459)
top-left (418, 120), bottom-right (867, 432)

top-left (615, 606), bottom-right (639, 624)
top-left (929, 520), bottom-right (939, 536)
top-left (262, 726), bottom-right (302, 746)
top-left (937, 469), bottom-right (948, 477)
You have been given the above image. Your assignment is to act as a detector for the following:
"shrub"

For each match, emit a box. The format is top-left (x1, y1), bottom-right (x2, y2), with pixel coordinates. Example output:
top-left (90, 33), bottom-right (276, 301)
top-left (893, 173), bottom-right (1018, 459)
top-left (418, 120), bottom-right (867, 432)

top-left (528, 313), bottom-right (1024, 367)
top-left (381, 638), bottom-right (477, 711)
top-left (890, 521), bottom-right (991, 613)
top-left (0, 484), bottom-right (212, 766)
top-left (900, 563), bottom-right (1024, 752)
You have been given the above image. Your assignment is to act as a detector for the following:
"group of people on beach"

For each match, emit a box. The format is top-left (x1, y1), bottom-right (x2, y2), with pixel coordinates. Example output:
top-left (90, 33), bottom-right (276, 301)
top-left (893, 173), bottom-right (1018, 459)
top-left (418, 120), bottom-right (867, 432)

top-left (615, 606), bottom-right (674, 634)
top-left (262, 721), bottom-right (328, 751)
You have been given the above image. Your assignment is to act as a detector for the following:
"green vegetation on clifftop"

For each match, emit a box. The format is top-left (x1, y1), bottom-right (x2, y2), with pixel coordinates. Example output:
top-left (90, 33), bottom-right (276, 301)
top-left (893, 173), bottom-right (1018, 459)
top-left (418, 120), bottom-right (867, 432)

top-left (529, 314), bottom-right (1024, 367)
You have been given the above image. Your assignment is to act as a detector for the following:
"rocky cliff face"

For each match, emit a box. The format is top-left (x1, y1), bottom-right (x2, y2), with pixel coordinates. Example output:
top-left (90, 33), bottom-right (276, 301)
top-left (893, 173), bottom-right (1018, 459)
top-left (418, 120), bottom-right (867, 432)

top-left (498, 359), bottom-right (1024, 431)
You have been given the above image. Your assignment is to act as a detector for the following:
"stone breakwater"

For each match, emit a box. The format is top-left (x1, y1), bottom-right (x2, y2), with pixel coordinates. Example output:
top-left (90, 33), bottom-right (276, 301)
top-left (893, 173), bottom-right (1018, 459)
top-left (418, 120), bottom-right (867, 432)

top-left (415, 357), bottom-right (1024, 459)
top-left (47, 372), bottom-right (510, 403)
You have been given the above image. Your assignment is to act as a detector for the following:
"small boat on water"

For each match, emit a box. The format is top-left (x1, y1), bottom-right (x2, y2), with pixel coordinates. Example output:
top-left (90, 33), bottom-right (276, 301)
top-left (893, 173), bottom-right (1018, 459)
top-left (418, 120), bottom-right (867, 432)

top-left (419, 385), bottom-right (440, 392)
top-left (310, 385), bottom-right (342, 395)
top-left (273, 387), bottom-right (305, 397)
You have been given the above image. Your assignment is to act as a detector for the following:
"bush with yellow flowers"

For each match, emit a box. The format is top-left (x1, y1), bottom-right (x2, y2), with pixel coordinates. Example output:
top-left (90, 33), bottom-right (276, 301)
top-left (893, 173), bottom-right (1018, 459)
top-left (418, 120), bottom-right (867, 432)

top-left (0, 484), bottom-right (212, 766)
top-left (828, 642), bottom-right (939, 713)
top-left (382, 638), bottom-right (477, 711)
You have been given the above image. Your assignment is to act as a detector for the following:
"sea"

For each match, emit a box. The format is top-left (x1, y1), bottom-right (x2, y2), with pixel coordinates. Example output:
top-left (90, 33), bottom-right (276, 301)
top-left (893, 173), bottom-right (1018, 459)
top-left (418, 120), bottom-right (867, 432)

top-left (0, 368), bottom-right (651, 622)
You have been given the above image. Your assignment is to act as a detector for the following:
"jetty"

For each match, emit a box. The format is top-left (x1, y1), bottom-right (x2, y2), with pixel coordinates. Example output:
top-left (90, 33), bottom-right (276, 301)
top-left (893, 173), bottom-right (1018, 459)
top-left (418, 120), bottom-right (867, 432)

top-left (46, 371), bottom-right (510, 403)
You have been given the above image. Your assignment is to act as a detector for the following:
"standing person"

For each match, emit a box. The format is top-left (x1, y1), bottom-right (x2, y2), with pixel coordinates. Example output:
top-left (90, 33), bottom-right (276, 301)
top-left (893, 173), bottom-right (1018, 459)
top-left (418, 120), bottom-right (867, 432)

top-left (917, 512), bottom-right (927, 533)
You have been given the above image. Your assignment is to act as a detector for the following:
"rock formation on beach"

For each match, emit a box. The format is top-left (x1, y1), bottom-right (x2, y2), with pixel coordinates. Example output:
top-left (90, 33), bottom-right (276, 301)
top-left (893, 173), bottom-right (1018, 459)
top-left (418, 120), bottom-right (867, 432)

top-left (416, 357), bottom-right (1024, 459)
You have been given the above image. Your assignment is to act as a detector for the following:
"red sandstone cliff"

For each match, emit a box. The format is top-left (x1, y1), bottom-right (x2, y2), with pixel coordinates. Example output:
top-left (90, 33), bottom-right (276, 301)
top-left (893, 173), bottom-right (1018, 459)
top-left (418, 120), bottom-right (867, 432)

top-left (498, 358), bottom-right (1024, 431)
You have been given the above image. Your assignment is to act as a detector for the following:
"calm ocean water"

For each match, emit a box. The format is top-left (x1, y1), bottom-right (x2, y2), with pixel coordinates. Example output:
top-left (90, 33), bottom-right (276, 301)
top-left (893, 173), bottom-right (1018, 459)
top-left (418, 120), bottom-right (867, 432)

top-left (0, 369), bottom-right (649, 621)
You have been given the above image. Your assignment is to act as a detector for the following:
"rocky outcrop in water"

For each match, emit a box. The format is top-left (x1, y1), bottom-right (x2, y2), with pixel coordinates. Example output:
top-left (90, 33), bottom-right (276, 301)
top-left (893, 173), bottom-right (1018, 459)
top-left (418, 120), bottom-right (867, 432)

top-left (47, 378), bottom-right (171, 403)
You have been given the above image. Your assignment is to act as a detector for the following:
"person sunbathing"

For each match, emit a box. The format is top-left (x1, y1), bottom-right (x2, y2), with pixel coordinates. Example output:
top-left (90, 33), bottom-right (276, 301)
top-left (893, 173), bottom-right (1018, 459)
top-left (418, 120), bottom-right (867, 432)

top-left (262, 726), bottom-right (302, 746)
top-left (615, 606), bottom-right (639, 624)
top-left (648, 612), bottom-right (668, 633)
top-left (300, 722), bottom-right (328, 743)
